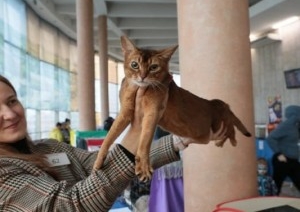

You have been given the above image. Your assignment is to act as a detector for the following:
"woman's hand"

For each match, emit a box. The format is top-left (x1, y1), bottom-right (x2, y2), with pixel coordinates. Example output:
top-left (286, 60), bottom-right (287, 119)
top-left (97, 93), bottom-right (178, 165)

top-left (277, 154), bottom-right (287, 162)
top-left (131, 87), bottom-right (146, 130)
top-left (173, 123), bottom-right (227, 151)
top-left (120, 87), bottom-right (146, 155)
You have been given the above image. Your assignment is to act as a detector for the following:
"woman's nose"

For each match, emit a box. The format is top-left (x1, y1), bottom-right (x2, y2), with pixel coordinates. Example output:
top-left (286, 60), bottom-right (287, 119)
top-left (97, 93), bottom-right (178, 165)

top-left (1, 105), bottom-right (17, 120)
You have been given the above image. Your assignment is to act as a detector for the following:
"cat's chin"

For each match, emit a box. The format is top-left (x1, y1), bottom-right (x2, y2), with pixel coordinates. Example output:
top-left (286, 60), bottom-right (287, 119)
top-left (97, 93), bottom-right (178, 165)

top-left (133, 81), bottom-right (149, 87)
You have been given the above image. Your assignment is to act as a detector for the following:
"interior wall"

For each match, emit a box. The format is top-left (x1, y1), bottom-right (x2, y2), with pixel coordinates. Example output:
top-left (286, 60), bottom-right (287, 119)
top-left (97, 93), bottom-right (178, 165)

top-left (251, 20), bottom-right (300, 125)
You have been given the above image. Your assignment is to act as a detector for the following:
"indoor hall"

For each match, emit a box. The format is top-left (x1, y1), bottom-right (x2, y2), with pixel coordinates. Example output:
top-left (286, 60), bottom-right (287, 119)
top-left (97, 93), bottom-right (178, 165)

top-left (0, 0), bottom-right (300, 211)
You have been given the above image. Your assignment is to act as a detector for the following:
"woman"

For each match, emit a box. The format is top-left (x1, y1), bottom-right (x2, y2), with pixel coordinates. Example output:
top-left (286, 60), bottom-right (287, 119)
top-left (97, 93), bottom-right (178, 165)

top-left (0, 75), bottom-right (225, 211)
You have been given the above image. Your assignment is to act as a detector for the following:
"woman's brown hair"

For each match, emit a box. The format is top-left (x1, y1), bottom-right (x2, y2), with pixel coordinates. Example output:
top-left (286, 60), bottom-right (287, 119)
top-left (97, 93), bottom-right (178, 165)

top-left (0, 75), bottom-right (17, 94)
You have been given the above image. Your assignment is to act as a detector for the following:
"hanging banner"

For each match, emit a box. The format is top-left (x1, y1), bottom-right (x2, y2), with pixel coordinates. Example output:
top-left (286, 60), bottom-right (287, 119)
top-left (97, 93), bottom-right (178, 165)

top-left (267, 95), bottom-right (282, 133)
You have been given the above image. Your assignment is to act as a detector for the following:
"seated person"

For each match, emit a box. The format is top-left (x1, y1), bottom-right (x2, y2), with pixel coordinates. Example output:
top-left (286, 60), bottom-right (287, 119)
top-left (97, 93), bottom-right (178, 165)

top-left (257, 157), bottom-right (277, 196)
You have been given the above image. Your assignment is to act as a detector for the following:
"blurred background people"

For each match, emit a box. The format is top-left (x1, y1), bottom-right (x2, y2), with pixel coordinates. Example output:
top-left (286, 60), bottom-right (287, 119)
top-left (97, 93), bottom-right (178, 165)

top-left (49, 122), bottom-right (63, 142)
top-left (103, 116), bottom-right (115, 132)
top-left (61, 121), bottom-right (70, 144)
top-left (257, 157), bottom-right (277, 196)
top-left (266, 105), bottom-right (300, 195)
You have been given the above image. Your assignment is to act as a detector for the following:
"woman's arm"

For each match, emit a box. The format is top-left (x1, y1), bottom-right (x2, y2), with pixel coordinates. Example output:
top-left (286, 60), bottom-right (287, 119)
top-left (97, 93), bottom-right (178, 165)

top-left (0, 144), bottom-right (135, 212)
top-left (0, 86), bottom-right (227, 211)
top-left (0, 136), bottom-right (180, 212)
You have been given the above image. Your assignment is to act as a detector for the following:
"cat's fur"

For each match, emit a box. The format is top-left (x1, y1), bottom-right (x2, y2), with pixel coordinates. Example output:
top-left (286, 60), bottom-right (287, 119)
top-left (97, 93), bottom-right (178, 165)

top-left (93, 36), bottom-right (251, 181)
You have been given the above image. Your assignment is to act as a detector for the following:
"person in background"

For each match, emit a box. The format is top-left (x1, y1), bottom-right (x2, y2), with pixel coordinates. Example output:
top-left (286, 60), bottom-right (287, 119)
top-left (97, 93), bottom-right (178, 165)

top-left (257, 157), bottom-right (277, 196)
top-left (49, 122), bottom-right (64, 142)
top-left (266, 105), bottom-right (300, 195)
top-left (103, 116), bottom-right (115, 132)
top-left (0, 75), bottom-right (227, 211)
top-left (65, 118), bottom-right (76, 146)
top-left (65, 118), bottom-right (71, 127)
top-left (61, 121), bottom-right (71, 144)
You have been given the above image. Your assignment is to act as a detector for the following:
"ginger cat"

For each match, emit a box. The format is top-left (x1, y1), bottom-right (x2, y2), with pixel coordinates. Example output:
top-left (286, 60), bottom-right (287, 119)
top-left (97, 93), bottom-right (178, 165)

top-left (93, 36), bottom-right (251, 181)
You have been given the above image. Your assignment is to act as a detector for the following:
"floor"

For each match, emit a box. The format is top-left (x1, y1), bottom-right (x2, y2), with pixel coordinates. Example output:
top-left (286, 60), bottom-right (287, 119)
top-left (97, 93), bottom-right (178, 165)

top-left (280, 181), bottom-right (300, 198)
top-left (109, 208), bottom-right (131, 212)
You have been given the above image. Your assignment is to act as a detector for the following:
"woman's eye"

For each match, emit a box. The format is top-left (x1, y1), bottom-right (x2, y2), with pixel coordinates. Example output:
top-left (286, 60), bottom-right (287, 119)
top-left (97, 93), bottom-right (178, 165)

top-left (7, 98), bottom-right (18, 107)
top-left (149, 64), bottom-right (158, 72)
top-left (131, 61), bottom-right (139, 69)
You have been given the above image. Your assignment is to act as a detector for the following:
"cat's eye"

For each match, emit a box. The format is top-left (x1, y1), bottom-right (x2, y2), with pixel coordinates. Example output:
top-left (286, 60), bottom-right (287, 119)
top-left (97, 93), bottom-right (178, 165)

top-left (131, 61), bottom-right (139, 69)
top-left (149, 64), bottom-right (158, 72)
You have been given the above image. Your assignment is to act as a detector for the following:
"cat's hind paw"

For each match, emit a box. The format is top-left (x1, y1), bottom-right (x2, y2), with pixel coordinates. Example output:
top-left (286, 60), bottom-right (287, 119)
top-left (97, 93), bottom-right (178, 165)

top-left (229, 138), bottom-right (237, 146)
top-left (214, 137), bottom-right (227, 147)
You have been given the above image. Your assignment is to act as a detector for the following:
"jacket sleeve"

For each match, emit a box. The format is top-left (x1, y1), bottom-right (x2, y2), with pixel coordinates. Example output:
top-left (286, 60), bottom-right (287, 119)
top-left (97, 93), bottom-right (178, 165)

top-left (0, 136), bottom-right (179, 212)
top-left (59, 134), bottom-right (180, 177)
top-left (266, 125), bottom-right (285, 154)
top-left (266, 134), bottom-right (280, 154)
top-left (150, 134), bottom-right (180, 169)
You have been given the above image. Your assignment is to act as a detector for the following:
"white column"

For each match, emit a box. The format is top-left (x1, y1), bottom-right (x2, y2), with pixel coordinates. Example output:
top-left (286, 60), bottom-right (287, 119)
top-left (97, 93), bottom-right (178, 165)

top-left (177, 0), bottom-right (257, 211)
top-left (76, 0), bottom-right (96, 130)
top-left (97, 15), bottom-right (109, 124)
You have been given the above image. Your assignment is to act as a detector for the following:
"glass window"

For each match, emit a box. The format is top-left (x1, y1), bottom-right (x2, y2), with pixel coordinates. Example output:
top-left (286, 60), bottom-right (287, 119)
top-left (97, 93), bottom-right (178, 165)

top-left (26, 108), bottom-right (40, 140)
top-left (3, 43), bottom-right (26, 103)
top-left (59, 111), bottom-right (69, 124)
top-left (0, 1), bottom-right (75, 141)
top-left (58, 68), bottom-right (70, 111)
top-left (0, 0), bottom-right (3, 75)
top-left (0, 37), bottom-right (3, 75)
top-left (70, 111), bottom-right (79, 130)
top-left (40, 62), bottom-right (58, 110)
top-left (40, 110), bottom-right (55, 139)
top-left (3, 0), bottom-right (26, 49)
top-left (95, 79), bottom-right (101, 112)
top-left (109, 83), bottom-right (118, 114)
top-left (26, 54), bottom-right (40, 108)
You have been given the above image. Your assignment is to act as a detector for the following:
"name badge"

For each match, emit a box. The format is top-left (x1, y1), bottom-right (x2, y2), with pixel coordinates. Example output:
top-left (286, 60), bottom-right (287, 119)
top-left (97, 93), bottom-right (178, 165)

top-left (45, 153), bottom-right (71, 167)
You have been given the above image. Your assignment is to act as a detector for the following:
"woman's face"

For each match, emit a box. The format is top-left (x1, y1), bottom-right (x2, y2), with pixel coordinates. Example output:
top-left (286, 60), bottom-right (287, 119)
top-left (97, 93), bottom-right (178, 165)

top-left (0, 81), bottom-right (27, 143)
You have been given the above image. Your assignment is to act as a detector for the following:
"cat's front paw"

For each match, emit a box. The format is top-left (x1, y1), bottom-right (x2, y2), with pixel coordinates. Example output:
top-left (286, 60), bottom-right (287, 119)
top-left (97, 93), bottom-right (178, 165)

top-left (135, 156), bottom-right (153, 182)
top-left (93, 150), bottom-right (107, 170)
top-left (93, 157), bottom-right (105, 170)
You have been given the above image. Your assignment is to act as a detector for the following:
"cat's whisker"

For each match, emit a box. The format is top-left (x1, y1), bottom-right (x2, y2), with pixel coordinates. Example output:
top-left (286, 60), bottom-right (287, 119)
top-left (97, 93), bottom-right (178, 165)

top-left (148, 80), bottom-right (166, 92)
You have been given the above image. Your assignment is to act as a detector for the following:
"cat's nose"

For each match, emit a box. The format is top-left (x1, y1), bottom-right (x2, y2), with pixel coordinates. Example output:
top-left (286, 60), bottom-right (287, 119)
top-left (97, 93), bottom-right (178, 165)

top-left (140, 74), bottom-right (146, 80)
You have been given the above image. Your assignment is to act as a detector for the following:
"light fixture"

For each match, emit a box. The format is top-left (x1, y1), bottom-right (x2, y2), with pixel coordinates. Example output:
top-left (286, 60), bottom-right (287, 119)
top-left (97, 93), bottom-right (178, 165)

top-left (272, 16), bottom-right (299, 29)
top-left (249, 34), bottom-right (259, 42)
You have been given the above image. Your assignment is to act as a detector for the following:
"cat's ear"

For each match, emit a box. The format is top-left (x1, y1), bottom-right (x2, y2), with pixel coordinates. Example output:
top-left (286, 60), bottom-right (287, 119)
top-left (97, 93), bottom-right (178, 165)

top-left (159, 45), bottom-right (178, 60)
top-left (120, 36), bottom-right (137, 54)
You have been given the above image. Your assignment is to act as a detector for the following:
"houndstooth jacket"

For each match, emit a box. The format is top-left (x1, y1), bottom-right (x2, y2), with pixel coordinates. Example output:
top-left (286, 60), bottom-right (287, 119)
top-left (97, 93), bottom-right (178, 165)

top-left (0, 135), bottom-right (179, 212)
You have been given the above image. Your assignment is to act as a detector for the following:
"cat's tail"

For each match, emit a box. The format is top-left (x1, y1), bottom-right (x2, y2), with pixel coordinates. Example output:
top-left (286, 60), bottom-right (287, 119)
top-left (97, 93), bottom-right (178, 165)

top-left (232, 112), bottom-right (252, 137)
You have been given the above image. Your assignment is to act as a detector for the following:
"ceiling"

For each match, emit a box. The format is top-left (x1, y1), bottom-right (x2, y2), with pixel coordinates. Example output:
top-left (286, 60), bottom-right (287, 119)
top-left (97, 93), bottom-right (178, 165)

top-left (24, 0), bottom-right (300, 73)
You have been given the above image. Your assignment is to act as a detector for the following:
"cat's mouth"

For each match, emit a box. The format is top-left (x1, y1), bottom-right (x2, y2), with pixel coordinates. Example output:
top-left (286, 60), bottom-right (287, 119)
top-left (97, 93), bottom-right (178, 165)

top-left (133, 80), bottom-right (149, 87)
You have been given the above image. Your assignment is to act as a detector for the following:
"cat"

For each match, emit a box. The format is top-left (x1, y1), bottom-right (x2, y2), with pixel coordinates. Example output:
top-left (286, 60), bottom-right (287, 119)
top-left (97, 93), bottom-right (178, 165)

top-left (93, 36), bottom-right (251, 181)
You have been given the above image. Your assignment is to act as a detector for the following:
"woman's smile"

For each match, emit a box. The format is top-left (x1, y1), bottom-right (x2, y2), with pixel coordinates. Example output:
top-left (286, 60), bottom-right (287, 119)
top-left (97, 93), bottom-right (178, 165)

top-left (4, 121), bottom-right (20, 130)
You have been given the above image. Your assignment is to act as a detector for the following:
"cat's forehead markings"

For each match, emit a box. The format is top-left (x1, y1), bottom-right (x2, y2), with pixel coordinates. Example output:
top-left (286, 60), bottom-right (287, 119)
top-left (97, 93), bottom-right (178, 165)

top-left (141, 51), bottom-right (156, 62)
